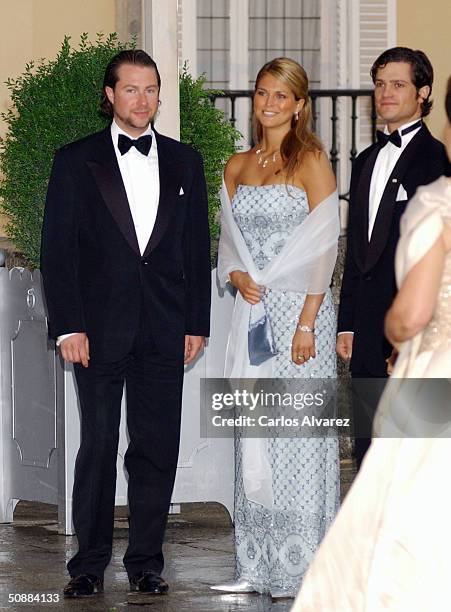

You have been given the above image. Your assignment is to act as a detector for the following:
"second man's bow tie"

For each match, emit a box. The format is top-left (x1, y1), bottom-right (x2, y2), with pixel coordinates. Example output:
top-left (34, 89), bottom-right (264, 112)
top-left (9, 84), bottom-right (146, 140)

top-left (118, 133), bottom-right (152, 156)
top-left (376, 120), bottom-right (422, 149)
top-left (376, 130), bottom-right (402, 148)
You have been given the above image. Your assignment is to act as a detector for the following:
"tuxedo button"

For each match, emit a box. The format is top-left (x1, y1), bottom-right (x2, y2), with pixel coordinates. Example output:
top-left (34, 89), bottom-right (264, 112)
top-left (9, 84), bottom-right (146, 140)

top-left (364, 274), bottom-right (372, 281)
top-left (142, 260), bottom-right (149, 266)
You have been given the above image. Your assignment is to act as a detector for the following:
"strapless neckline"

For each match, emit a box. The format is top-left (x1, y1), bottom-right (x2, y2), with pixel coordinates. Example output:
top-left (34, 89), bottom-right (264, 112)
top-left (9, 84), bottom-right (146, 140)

top-left (236, 183), bottom-right (306, 196)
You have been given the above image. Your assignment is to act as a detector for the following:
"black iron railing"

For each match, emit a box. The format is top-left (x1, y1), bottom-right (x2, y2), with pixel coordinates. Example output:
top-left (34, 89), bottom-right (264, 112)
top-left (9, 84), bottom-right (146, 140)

top-left (209, 89), bottom-right (377, 192)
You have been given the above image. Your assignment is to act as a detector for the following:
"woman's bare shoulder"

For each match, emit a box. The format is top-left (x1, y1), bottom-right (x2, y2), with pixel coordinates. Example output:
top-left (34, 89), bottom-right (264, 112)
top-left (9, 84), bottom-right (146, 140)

top-left (300, 149), bottom-right (330, 170)
top-left (224, 150), bottom-right (253, 199)
top-left (224, 150), bottom-right (252, 180)
top-left (296, 150), bottom-right (336, 209)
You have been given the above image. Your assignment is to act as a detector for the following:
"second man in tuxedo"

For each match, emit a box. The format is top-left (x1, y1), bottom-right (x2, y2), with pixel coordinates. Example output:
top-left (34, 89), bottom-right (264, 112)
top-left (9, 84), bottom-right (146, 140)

top-left (41, 50), bottom-right (211, 599)
top-left (337, 47), bottom-right (449, 467)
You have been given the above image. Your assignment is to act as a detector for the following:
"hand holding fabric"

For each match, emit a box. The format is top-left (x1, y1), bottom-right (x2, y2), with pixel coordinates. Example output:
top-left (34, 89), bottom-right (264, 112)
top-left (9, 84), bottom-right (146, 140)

top-left (229, 270), bottom-right (262, 305)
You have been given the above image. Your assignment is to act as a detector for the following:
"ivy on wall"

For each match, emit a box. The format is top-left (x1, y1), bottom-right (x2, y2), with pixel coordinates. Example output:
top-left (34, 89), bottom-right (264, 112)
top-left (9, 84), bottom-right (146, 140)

top-left (0, 34), bottom-right (125, 267)
top-left (179, 67), bottom-right (240, 261)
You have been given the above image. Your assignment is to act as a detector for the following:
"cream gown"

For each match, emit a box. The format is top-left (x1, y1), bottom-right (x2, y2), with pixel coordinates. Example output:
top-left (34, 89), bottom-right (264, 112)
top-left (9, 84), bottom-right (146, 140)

top-left (292, 176), bottom-right (451, 611)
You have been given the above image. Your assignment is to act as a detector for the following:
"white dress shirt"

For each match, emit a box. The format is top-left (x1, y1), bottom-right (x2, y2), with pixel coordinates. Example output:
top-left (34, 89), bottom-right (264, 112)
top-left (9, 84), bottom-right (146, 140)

top-left (57, 120), bottom-right (159, 345)
top-left (111, 120), bottom-right (160, 254)
top-left (368, 119), bottom-right (421, 239)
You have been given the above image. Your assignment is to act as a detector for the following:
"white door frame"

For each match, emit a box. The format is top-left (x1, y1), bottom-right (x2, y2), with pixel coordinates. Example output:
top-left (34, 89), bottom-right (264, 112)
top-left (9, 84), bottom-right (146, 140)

top-left (142, 0), bottom-right (180, 139)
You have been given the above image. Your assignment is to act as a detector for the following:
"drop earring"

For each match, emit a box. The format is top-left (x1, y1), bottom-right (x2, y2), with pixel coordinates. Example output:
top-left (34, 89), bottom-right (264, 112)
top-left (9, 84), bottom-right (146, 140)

top-left (294, 110), bottom-right (299, 121)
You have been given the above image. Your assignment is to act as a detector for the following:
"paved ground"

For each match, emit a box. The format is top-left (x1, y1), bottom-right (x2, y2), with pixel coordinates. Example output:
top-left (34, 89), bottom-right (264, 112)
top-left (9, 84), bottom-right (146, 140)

top-left (0, 460), bottom-right (356, 612)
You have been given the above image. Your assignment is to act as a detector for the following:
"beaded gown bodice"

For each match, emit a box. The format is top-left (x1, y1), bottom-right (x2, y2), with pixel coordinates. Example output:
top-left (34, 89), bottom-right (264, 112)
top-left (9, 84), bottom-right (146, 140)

top-left (232, 183), bottom-right (309, 270)
top-left (232, 183), bottom-right (337, 378)
top-left (420, 245), bottom-right (451, 353)
top-left (388, 176), bottom-right (451, 379)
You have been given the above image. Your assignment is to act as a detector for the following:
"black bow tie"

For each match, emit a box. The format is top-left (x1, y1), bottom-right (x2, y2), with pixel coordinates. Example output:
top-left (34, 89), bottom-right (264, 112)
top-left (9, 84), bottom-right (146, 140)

top-left (376, 120), bottom-right (422, 149)
top-left (376, 130), bottom-right (402, 148)
top-left (118, 133), bottom-right (152, 156)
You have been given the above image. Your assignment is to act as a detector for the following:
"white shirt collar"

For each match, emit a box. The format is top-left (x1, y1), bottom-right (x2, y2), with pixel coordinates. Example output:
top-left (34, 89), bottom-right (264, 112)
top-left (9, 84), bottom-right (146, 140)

top-left (383, 118), bottom-right (422, 137)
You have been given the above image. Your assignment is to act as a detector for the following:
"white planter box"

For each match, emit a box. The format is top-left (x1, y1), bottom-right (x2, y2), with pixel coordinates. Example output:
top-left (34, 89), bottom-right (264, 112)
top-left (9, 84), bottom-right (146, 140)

top-left (0, 268), bottom-right (235, 534)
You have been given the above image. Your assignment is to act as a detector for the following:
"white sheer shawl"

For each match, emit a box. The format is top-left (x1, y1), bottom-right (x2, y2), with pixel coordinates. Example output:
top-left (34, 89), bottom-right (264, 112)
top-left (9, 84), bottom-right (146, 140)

top-left (217, 181), bottom-right (340, 506)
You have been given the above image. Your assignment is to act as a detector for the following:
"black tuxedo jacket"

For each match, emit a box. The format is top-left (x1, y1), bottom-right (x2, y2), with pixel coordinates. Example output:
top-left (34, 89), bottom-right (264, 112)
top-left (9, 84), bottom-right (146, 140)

top-left (41, 127), bottom-right (211, 362)
top-left (337, 124), bottom-right (449, 376)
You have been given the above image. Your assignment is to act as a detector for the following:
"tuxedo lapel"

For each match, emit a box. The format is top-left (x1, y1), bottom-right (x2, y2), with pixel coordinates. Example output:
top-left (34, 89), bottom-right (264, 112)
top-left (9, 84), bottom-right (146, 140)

top-left (353, 145), bottom-right (380, 272)
top-left (86, 128), bottom-right (140, 255)
top-left (142, 131), bottom-right (184, 258)
top-left (365, 126), bottom-right (426, 272)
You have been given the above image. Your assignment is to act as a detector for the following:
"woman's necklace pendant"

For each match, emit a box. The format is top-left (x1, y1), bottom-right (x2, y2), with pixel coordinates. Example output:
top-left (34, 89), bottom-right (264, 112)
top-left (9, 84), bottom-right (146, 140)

top-left (256, 147), bottom-right (278, 169)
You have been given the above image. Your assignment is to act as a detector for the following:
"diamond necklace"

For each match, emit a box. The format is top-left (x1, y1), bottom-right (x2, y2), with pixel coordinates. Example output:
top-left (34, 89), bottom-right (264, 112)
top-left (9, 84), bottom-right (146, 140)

top-left (255, 147), bottom-right (279, 168)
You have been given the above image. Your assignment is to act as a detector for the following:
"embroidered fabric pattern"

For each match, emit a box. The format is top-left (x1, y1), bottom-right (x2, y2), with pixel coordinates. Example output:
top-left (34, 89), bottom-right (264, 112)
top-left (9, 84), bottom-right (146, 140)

top-left (232, 184), bottom-right (340, 597)
top-left (419, 247), bottom-right (451, 353)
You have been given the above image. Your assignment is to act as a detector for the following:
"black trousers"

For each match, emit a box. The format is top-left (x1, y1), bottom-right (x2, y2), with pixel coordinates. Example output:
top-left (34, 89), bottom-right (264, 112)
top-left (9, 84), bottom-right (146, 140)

top-left (67, 307), bottom-right (184, 580)
top-left (351, 370), bottom-right (388, 470)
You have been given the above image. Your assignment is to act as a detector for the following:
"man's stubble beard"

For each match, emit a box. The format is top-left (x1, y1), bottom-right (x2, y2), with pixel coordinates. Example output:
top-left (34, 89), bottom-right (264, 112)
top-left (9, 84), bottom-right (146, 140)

top-left (115, 110), bottom-right (155, 132)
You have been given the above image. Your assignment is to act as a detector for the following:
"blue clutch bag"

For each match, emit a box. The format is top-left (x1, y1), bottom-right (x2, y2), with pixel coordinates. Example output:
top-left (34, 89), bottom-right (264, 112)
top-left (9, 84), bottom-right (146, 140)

top-left (248, 303), bottom-right (278, 366)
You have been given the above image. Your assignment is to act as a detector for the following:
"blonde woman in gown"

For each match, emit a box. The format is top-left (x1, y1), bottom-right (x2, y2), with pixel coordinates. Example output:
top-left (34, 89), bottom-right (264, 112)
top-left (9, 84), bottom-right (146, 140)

top-left (213, 58), bottom-right (340, 598)
top-left (291, 79), bottom-right (451, 611)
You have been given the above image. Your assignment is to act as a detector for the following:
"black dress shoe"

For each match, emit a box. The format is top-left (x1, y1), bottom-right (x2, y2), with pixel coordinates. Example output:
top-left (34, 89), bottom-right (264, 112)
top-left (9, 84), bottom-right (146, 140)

top-left (63, 574), bottom-right (104, 599)
top-left (129, 570), bottom-right (169, 594)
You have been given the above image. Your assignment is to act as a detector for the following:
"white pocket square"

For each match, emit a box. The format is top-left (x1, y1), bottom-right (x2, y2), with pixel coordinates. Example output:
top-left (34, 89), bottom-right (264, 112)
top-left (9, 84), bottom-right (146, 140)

top-left (396, 184), bottom-right (408, 202)
top-left (179, 186), bottom-right (184, 195)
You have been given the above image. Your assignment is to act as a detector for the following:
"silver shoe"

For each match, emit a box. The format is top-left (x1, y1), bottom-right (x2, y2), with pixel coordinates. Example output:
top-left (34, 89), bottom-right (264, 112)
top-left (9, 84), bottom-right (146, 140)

top-left (210, 580), bottom-right (256, 593)
top-left (270, 587), bottom-right (295, 599)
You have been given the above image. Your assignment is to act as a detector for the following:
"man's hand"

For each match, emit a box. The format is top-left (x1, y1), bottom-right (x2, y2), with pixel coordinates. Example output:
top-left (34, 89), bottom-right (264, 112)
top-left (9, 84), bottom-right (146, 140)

top-left (60, 332), bottom-right (90, 368)
top-left (184, 335), bottom-right (206, 365)
top-left (336, 332), bottom-right (353, 362)
top-left (229, 271), bottom-right (263, 305)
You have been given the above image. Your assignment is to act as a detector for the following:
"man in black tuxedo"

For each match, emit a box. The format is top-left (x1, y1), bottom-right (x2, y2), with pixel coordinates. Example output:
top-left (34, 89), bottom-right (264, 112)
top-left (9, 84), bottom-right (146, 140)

top-left (41, 50), bottom-right (211, 599)
top-left (337, 47), bottom-right (448, 468)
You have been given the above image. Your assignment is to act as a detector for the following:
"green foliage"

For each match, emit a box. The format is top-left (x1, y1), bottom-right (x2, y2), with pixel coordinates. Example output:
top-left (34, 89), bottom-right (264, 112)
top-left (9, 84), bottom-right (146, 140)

top-left (179, 67), bottom-right (240, 261)
top-left (0, 37), bottom-right (240, 268)
top-left (0, 33), bottom-right (130, 267)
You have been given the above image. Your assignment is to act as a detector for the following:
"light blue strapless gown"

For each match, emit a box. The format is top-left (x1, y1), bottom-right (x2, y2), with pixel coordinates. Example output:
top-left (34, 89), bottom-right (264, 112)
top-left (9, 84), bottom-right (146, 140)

top-left (232, 184), bottom-right (340, 597)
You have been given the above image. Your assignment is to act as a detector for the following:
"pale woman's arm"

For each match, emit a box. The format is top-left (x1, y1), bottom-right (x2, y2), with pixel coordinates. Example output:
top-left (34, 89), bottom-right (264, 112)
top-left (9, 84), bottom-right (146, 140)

top-left (222, 152), bottom-right (262, 305)
top-left (385, 225), bottom-right (450, 345)
top-left (291, 151), bottom-right (337, 363)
